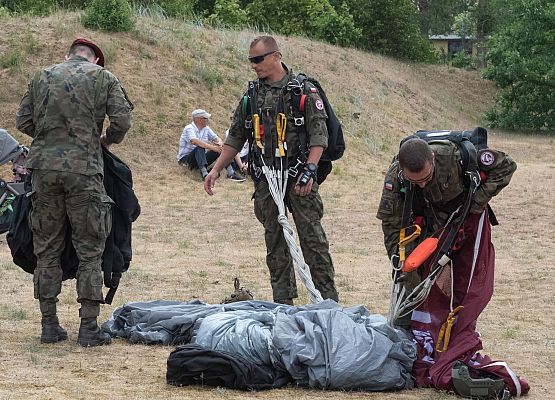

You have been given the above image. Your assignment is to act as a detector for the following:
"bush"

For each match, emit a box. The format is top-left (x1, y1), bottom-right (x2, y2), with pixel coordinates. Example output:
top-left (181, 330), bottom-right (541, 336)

top-left (82, 0), bottom-right (134, 32)
top-left (1, 0), bottom-right (57, 15)
top-left (450, 51), bottom-right (475, 70)
top-left (206, 0), bottom-right (247, 28)
top-left (0, 5), bottom-right (10, 18)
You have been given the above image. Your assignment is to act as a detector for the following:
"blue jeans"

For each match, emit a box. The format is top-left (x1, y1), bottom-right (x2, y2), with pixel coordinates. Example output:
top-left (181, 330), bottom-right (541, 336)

top-left (180, 147), bottom-right (219, 170)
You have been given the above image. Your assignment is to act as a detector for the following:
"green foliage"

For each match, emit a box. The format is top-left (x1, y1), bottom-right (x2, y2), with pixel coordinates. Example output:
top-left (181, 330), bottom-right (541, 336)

top-left (1, 0), bottom-right (57, 15)
top-left (345, 0), bottom-right (436, 62)
top-left (206, 0), bottom-right (247, 27)
top-left (309, 1), bottom-right (361, 46)
top-left (245, 0), bottom-right (361, 47)
top-left (451, 10), bottom-right (476, 37)
top-left (82, 0), bottom-right (135, 31)
top-left (0, 48), bottom-right (24, 72)
top-left (0, 5), bottom-right (10, 18)
top-left (484, 0), bottom-right (555, 130)
top-left (450, 51), bottom-right (475, 69)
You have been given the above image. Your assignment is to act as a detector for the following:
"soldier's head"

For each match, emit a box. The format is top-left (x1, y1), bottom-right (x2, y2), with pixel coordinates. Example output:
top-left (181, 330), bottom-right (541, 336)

top-left (67, 37), bottom-right (104, 66)
top-left (399, 138), bottom-right (435, 188)
top-left (191, 109), bottom-right (211, 128)
top-left (248, 35), bottom-right (282, 80)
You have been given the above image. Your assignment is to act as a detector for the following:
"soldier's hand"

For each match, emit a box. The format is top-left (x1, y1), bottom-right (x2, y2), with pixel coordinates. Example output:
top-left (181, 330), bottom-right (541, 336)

top-left (204, 170), bottom-right (220, 195)
top-left (100, 134), bottom-right (111, 149)
top-left (294, 175), bottom-right (313, 197)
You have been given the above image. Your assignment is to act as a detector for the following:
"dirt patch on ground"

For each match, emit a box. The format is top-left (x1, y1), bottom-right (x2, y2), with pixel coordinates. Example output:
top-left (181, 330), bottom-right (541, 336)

top-left (0, 12), bottom-right (554, 400)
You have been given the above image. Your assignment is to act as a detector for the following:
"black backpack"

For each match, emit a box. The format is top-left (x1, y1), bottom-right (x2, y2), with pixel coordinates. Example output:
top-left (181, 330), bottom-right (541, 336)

top-left (290, 74), bottom-right (345, 184)
top-left (400, 127), bottom-right (488, 187)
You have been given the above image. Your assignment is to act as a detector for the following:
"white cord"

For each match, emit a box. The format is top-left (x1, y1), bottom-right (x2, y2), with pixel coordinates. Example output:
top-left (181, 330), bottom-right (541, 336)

top-left (259, 156), bottom-right (323, 304)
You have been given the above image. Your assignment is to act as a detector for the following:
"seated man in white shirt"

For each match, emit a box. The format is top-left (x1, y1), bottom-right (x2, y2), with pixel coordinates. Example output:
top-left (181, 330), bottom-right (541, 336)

top-left (177, 109), bottom-right (245, 182)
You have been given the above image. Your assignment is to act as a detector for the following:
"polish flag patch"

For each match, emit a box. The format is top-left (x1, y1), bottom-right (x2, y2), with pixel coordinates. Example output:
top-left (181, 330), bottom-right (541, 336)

top-left (384, 182), bottom-right (393, 191)
top-left (310, 87), bottom-right (318, 93)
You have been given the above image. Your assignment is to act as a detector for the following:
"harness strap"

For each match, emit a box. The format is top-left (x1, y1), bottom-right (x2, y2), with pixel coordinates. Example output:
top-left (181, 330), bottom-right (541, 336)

top-left (299, 94), bottom-right (307, 113)
top-left (435, 305), bottom-right (464, 352)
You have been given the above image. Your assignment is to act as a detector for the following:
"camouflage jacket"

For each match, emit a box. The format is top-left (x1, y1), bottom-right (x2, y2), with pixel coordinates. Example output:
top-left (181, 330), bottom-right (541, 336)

top-left (225, 64), bottom-right (328, 164)
top-left (376, 140), bottom-right (517, 258)
top-left (16, 56), bottom-right (133, 175)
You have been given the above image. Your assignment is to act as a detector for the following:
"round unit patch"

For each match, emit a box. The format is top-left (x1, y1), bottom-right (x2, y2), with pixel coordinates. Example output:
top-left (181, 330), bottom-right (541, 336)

top-left (480, 150), bottom-right (495, 166)
top-left (315, 99), bottom-right (324, 110)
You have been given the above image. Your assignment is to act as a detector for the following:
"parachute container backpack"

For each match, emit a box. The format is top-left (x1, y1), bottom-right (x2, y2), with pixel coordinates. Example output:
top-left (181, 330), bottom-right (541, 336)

top-left (290, 74), bottom-right (345, 184)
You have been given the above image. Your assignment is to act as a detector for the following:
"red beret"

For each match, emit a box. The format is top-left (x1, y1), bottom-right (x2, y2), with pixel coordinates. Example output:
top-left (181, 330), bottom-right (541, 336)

top-left (71, 37), bottom-right (105, 67)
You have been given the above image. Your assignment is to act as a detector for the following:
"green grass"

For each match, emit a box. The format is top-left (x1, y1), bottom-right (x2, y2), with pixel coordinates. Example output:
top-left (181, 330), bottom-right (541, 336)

top-left (0, 48), bottom-right (24, 72)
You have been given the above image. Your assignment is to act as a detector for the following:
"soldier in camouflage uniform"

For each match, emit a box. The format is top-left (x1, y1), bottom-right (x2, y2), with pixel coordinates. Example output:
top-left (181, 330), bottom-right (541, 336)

top-left (376, 137), bottom-right (518, 392)
top-left (204, 36), bottom-right (338, 305)
top-left (377, 138), bottom-right (516, 327)
top-left (16, 38), bottom-right (133, 346)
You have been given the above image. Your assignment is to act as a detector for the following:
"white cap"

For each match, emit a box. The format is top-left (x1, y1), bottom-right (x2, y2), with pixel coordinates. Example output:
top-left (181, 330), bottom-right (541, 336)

top-left (192, 109), bottom-right (211, 119)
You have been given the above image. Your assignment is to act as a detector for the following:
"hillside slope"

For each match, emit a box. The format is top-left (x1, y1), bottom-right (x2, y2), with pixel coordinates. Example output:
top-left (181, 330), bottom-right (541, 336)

top-left (0, 11), bottom-right (496, 182)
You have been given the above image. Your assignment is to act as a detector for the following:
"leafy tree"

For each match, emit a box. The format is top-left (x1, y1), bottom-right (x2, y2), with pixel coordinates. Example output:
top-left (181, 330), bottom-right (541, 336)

top-left (82, 0), bottom-right (134, 31)
top-left (484, 0), bottom-right (555, 130)
top-left (347, 0), bottom-right (436, 61)
top-left (245, 0), bottom-right (361, 47)
top-left (207, 0), bottom-right (247, 27)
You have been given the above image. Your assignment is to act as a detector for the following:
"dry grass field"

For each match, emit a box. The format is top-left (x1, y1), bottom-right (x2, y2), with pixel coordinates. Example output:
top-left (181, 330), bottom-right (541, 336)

top-left (1, 11), bottom-right (554, 400)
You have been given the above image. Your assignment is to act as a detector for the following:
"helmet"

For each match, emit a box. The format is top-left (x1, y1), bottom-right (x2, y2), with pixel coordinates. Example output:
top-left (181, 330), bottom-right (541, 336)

top-left (452, 362), bottom-right (510, 399)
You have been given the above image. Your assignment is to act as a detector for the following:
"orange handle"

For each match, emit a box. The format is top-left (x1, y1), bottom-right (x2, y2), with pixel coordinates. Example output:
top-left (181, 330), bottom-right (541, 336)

top-left (403, 237), bottom-right (439, 272)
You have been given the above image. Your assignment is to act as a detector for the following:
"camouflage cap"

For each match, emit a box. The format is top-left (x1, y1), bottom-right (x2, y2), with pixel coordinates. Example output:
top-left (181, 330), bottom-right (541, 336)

top-left (71, 37), bottom-right (105, 67)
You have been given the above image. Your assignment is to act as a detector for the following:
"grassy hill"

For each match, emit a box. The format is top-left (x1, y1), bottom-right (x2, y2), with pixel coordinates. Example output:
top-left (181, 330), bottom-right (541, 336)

top-left (2, 11), bottom-right (553, 400)
top-left (0, 11), bottom-right (496, 180)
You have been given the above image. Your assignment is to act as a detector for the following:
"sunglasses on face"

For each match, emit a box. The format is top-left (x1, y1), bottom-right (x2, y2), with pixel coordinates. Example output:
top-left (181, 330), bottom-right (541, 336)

top-left (248, 50), bottom-right (277, 64)
top-left (401, 162), bottom-right (435, 184)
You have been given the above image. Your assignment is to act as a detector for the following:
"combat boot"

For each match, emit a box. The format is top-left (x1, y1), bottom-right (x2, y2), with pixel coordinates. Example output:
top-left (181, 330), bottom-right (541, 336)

top-left (77, 317), bottom-right (112, 347)
top-left (275, 298), bottom-right (294, 306)
top-left (41, 316), bottom-right (68, 343)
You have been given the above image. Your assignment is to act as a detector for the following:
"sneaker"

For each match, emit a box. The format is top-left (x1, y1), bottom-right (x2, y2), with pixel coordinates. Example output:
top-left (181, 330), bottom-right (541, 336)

top-left (228, 171), bottom-right (246, 183)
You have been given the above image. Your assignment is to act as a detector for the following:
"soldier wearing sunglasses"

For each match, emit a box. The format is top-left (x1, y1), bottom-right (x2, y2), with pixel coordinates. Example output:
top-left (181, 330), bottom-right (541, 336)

top-left (376, 137), bottom-right (521, 395)
top-left (204, 35), bottom-right (338, 305)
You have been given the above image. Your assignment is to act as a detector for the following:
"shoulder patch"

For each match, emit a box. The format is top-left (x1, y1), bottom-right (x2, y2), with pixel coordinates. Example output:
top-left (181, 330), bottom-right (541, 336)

top-left (310, 87), bottom-right (318, 93)
top-left (384, 182), bottom-right (393, 191)
top-left (315, 99), bottom-right (324, 110)
top-left (480, 150), bottom-right (495, 166)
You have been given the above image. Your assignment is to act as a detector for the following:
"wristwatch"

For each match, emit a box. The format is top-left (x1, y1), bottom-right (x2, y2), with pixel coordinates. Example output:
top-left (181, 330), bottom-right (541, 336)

top-left (305, 163), bottom-right (318, 173)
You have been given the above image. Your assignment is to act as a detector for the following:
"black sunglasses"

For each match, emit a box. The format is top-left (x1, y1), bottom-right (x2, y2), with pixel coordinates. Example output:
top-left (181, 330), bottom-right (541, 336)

top-left (248, 50), bottom-right (277, 64)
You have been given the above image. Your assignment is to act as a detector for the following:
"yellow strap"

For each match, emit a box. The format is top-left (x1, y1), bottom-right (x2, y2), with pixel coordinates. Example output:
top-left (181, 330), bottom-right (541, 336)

top-left (398, 224), bottom-right (422, 262)
top-left (435, 305), bottom-right (464, 353)
top-left (253, 114), bottom-right (263, 149)
top-left (276, 113), bottom-right (286, 157)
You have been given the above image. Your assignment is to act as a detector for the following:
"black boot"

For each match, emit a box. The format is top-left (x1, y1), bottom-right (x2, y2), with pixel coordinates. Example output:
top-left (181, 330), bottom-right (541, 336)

top-left (77, 317), bottom-right (112, 347)
top-left (41, 316), bottom-right (68, 343)
top-left (275, 298), bottom-right (294, 306)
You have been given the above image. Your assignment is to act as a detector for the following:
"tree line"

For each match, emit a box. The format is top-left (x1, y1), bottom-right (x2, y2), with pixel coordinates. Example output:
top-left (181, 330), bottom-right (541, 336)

top-left (1, 0), bottom-right (553, 131)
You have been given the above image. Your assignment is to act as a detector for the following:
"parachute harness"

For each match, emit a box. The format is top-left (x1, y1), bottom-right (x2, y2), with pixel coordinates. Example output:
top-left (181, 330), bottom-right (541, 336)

top-left (388, 167), bottom-right (481, 326)
top-left (249, 82), bottom-right (323, 304)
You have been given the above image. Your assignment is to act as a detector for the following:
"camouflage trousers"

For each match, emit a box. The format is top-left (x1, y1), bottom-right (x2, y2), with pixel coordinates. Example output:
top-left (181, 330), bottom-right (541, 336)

top-left (30, 170), bottom-right (113, 319)
top-left (253, 179), bottom-right (338, 302)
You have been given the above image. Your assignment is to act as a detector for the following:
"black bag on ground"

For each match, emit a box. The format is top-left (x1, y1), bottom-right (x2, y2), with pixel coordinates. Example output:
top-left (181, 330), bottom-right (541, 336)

top-left (167, 344), bottom-right (291, 390)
